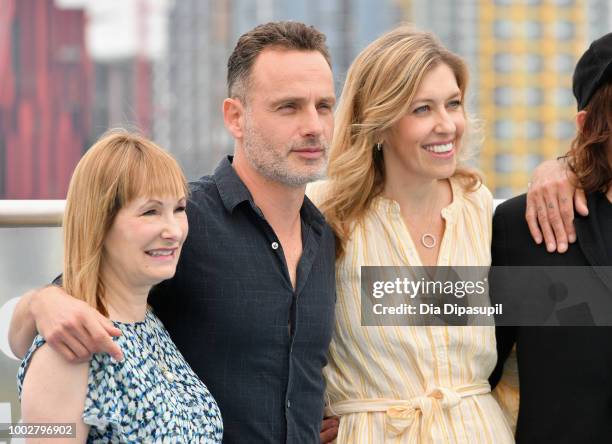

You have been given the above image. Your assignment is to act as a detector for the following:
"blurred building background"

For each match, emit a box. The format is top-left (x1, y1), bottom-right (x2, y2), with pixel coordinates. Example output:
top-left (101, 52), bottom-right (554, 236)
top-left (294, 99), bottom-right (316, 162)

top-left (1, 0), bottom-right (612, 429)
top-left (408, 0), bottom-right (611, 196)
top-left (2, 0), bottom-right (611, 198)
top-left (0, 0), bottom-right (92, 199)
top-left (154, 0), bottom-right (405, 180)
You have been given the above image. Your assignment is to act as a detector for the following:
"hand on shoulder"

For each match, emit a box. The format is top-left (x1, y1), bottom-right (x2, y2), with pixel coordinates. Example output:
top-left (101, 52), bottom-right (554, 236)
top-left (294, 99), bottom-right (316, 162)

top-left (30, 286), bottom-right (123, 362)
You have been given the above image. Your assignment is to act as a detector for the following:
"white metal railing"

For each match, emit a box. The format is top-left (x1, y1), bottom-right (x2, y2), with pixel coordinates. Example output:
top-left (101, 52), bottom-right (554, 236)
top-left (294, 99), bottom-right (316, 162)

top-left (0, 200), bottom-right (65, 227)
top-left (0, 199), bottom-right (507, 228)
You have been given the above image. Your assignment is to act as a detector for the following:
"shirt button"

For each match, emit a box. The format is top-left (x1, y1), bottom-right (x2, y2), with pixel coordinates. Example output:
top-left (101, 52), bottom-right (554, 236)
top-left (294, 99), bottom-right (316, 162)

top-left (271, 242), bottom-right (279, 250)
top-left (287, 400), bottom-right (291, 408)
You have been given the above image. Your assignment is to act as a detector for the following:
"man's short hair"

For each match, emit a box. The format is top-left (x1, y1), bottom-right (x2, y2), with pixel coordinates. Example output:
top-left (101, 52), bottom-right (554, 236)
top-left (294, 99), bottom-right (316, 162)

top-left (227, 21), bottom-right (331, 100)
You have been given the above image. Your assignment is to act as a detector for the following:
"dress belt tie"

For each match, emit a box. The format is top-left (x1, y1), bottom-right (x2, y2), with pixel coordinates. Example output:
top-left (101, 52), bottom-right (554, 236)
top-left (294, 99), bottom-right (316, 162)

top-left (325, 382), bottom-right (491, 442)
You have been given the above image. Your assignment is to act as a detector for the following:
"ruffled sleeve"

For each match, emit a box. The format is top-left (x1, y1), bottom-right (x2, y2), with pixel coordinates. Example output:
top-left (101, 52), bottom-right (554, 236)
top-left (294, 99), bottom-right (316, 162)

top-left (83, 353), bottom-right (121, 428)
top-left (81, 345), bottom-right (127, 439)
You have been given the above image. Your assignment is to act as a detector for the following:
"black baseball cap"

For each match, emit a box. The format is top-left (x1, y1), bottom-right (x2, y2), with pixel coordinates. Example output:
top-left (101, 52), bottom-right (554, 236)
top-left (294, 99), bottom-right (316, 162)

top-left (572, 32), bottom-right (612, 110)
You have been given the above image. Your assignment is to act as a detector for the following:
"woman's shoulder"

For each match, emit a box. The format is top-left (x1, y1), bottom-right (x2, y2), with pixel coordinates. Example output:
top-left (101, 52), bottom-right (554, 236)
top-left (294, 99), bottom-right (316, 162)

top-left (21, 340), bottom-right (89, 387)
top-left (20, 340), bottom-right (89, 424)
top-left (18, 336), bottom-right (86, 396)
top-left (452, 177), bottom-right (493, 211)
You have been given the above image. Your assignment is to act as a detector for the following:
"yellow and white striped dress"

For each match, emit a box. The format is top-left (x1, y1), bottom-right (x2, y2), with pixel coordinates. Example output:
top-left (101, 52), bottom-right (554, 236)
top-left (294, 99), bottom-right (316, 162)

top-left (308, 178), bottom-right (514, 443)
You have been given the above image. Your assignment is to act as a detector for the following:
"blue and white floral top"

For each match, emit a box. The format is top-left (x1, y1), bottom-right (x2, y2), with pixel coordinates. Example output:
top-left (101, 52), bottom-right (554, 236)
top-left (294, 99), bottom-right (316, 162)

top-left (18, 310), bottom-right (223, 443)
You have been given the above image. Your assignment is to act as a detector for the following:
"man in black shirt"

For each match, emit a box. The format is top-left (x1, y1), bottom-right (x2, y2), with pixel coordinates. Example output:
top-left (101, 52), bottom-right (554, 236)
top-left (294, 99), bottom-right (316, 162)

top-left (9, 22), bottom-right (338, 443)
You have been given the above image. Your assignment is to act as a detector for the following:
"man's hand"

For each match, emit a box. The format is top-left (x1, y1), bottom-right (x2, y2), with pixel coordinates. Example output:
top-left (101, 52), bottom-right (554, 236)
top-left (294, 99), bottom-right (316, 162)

top-left (320, 416), bottom-right (339, 443)
top-left (526, 159), bottom-right (588, 253)
top-left (29, 286), bottom-right (123, 362)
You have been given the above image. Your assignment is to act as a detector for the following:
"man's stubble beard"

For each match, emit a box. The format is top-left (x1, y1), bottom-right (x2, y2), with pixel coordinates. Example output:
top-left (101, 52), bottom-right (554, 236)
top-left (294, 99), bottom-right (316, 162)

top-left (242, 120), bottom-right (328, 188)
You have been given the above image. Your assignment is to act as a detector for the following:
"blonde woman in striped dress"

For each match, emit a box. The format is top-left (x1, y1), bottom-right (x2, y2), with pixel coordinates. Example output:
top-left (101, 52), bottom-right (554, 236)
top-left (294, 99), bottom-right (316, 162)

top-left (309, 26), bottom-right (514, 443)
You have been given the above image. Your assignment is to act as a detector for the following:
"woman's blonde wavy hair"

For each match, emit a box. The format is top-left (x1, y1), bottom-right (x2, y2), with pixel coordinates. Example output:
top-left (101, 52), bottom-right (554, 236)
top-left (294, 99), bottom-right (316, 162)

top-left (62, 130), bottom-right (189, 316)
top-left (318, 25), bottom-right (482, 259)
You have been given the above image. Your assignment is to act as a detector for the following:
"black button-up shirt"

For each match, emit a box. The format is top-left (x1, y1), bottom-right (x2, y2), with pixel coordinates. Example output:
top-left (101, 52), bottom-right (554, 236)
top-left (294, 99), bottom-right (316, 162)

top-left (149, 157), bottom-right (336, 443)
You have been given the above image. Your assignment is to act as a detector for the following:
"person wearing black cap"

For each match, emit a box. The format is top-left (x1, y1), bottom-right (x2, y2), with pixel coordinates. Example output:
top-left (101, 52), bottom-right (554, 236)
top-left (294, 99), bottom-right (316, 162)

top-left (573, 32), bottom-right (612, 111)
top-left (490, 32), bottom-right (612, 443)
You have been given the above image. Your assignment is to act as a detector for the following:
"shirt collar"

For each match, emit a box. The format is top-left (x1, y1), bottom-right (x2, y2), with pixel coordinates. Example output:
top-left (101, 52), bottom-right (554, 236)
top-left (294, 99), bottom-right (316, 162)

top-left (301, 194), bottom-right (325, 236)
top-left (213, 156), bottom-right (254, 213)
top-left (212, 155), bottom-right (327, 232)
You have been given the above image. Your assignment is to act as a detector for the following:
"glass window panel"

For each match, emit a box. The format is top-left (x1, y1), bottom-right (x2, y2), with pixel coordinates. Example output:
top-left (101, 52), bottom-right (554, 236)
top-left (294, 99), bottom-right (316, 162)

top-left (494, 53), bottom-right (513, 73)
top-left (525, 87), bottom-right (544, 106)
top-left (555, 120), bottom-right (575, 139)
top-left (554, 53), bottom-right (575, 73)
top-left (554, 87), bottom-right (575, 107)
top-left (0, 226), bottom-right (63, 409)
top-left (526, 153), bottom-right (543, 171)
top-left (494, 187), bottom-right (515, 199)
top-left (526, 120), bottom-right (544, 139)
top-left (494, 87), bottom-right (513, 106)
top-left (525, 54), bottom-right (543, 73)
top-left (525, 21), bottom-right (543, 39)
top-left (495, 120), bottom-right (514, 139)
top-left (495, 154), bottom-right (514, 173)
top-left (554, 21), bottom-right (575, 40)
top-left (494, 20), bottom-right (514, 39)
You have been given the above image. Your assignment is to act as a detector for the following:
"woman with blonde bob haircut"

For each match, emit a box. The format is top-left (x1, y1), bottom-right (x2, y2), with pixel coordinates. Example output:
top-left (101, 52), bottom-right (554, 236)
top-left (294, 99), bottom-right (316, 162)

top-left (62, 131), bottom-right (189, 316)
top-left (17, 131), bottom-right (223, 443)
top-left (309, 26), bottom-right (513, 442)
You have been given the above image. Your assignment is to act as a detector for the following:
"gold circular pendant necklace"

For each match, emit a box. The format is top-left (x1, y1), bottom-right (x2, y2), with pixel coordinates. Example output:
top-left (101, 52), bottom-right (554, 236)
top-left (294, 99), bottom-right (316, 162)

top-left (404, 185), bottom-right (441, 250)
top-left (421, 233), bottom-right (437, 249)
